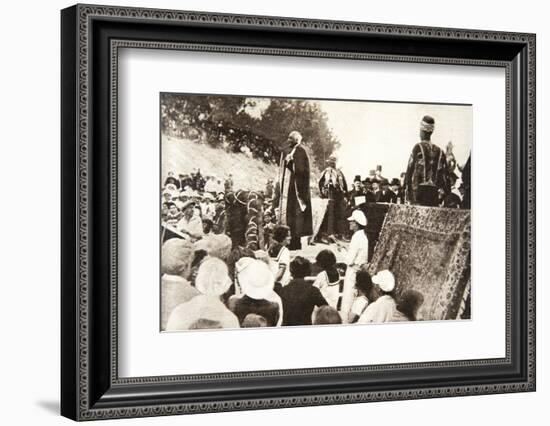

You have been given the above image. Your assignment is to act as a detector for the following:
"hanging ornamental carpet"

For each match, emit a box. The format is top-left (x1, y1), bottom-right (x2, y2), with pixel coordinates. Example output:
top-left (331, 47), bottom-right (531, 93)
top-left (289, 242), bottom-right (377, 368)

top-left (368, 204), bottom-right (471, 321)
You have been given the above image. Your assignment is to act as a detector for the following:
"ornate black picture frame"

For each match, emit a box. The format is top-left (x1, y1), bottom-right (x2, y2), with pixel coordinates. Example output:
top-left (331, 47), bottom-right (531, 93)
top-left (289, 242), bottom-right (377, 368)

top-left (61, 4), bottom-right (536, 421)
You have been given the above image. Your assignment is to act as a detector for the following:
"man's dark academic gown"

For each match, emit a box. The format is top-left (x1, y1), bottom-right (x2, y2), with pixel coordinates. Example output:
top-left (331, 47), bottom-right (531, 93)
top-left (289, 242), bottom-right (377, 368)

top-left (279, 144), bottom-right (313, 246)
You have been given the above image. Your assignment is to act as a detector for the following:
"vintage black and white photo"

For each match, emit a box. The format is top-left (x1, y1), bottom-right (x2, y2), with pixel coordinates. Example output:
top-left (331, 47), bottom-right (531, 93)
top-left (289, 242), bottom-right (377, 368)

top-left (160, 93), bottom-right (472, 331)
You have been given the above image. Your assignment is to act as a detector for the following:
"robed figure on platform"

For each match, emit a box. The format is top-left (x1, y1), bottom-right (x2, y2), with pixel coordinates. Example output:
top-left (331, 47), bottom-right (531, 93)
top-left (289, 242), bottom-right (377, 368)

top-left (404, 115), bottom-right (451, 206)
top-left (277, 131), bottom-right (313, 250)
top-left (318, 155), bottom-right (348, 240)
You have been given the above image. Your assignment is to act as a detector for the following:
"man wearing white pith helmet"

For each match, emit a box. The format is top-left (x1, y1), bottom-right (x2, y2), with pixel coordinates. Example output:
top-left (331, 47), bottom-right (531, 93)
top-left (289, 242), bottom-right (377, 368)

top-left (340, 209), bottom-right (369, 322)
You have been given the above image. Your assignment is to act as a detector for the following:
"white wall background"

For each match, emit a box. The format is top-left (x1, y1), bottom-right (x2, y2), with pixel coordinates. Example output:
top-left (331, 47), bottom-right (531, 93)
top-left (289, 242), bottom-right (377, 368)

top-left (0, 0), bottom-right (546, 424)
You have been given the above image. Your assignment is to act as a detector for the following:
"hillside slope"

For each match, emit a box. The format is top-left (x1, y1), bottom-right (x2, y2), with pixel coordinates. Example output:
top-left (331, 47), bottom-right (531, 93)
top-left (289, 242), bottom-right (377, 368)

top-left (162, 135), bottom-right (279, 192)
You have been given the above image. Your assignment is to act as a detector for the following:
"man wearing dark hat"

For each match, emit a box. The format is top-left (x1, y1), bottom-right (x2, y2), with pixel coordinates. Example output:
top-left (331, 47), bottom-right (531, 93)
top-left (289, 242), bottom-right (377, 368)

top-left (404, 115), bottom-right (451, 206)
top-left (349, 176), bottom-right (367, 209)
top-left (374, 165), bottom-right (385, 182)
top-left (375, 178), bottom-right (393, 203)
top-left (179, 173), bottom-right (193, 192)
top-left (371, 178), bottom-right (380, 196)
top-left (164, 171), bottom-right (180, 189)
top-left (277, 130), bottom-right (313, 250)
top-left (361, 177), bottom-right (377, 203)
top-left (193, 169), bottom-right (205, 192)
top-left (318, 155), bottom-right (349, 241)
top-left (389, 178), bottom-right (401, 203)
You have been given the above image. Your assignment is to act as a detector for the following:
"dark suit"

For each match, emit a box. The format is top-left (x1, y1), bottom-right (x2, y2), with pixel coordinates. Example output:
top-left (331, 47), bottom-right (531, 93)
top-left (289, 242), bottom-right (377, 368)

top-left (375, 190), bottom-right (393, 203)
top-left (461, 155), bottom-right (471, 209)
top-left (179, 177), bottom-right (193, 190)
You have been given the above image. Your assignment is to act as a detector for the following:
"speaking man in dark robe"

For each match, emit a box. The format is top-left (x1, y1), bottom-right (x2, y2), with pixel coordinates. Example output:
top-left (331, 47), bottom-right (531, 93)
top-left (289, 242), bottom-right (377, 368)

top-left (277, 130), bottom-right (313, 250)
top-left (404, 115), bottom-right (451, 206)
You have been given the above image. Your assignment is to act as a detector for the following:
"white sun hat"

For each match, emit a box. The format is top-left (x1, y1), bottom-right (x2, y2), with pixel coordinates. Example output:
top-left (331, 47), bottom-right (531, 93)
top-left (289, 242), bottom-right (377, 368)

top-left (372, 270), bottom-right (396, 292)
top-left (235, 258), bottom-right (275, 300)
top-left (347, 209), bottom-right (367, 226)
top-left (195, 257), bottom-right (232, 296)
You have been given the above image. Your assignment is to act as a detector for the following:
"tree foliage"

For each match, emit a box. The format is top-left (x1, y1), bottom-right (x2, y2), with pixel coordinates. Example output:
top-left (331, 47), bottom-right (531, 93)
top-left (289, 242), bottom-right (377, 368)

top-left (161, 94), bottom-right (340, 170)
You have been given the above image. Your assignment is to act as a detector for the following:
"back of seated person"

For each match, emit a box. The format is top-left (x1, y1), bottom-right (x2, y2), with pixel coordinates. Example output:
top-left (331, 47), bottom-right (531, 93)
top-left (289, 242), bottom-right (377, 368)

top-left (241, 314), bottom-right (268, 328)
top-left (228, 258), bottom-right (281, 327)
top-left (278, 256), bottom-right (328, 326)
top-left (228, 296), bottom-right (279, 327)
top-left (313, 305), bottom-right (342, 325)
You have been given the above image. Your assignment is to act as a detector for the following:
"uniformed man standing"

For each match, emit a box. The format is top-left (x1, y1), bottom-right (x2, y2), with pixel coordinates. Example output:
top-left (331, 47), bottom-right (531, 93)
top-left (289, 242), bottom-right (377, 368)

top-left (404, 115), bottom-right (451, 206)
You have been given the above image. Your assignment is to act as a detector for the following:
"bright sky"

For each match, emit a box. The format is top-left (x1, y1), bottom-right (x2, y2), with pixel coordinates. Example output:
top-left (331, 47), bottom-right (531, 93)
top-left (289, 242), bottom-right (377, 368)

top-left (320, 100), bottom-right (473, 182)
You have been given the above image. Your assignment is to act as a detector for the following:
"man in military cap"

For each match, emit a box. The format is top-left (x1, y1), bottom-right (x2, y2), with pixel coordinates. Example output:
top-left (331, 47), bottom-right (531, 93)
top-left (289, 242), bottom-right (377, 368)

top-left (318, 155), bottom-right (349, 241)
top-left (404, 115), bottom-right (451, 206)
top-left (277, 130), bottom-right (313, 250)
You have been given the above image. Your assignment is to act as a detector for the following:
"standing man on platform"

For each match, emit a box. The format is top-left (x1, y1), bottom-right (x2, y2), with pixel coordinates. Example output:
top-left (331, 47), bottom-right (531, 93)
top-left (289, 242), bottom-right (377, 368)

top-left (318, 155), bottom-right (349, 242)
top-left (277, 131), bottom-right (313, 250)
top-left (404, 115), bottom-right (451, 206)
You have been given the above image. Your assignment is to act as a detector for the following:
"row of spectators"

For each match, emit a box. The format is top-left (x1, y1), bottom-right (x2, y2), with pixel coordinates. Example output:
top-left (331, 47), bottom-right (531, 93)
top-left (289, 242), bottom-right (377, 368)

top-left (160, 169), bottom-right (427, 331)
top-left (162, 230), bottom-right (424, 331)
top-left (346, 175), bottom-right (466, 210)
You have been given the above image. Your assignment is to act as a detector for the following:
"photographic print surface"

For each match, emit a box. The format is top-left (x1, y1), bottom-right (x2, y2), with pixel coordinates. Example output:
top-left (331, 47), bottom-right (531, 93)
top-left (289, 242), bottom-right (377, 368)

top-left (160, 93), bottom-right (472, 332)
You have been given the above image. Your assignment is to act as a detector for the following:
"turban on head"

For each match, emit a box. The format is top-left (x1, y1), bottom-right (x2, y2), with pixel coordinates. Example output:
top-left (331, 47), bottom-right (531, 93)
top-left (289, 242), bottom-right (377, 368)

top-left (420, 115), bottom-right (435, 133)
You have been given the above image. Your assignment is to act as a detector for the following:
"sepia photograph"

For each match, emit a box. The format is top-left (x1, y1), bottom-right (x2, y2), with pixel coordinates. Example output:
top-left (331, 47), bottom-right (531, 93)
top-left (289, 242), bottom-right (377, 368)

top-left (159, 93), bottom-right (472, 332)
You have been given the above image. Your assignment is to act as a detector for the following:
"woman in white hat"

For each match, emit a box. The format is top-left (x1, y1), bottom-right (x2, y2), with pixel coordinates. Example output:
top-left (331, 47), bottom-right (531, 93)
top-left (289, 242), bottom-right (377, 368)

top-left (160, 238), bottom-right (200, 331)
top-left (165, 257), bottom-right (239, 330)
top-left (228, 258), bottom-right (283, 327)
top-left (358, 269), bottom-right (397, 324)
top-left (340, 209), bottom-right (369, 323)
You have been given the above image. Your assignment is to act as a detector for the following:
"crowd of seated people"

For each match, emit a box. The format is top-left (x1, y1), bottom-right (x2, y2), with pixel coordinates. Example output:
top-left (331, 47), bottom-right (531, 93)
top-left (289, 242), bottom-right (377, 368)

top-left (161, 206), bottom-right (426, 331)
top-left (162, 170), bottom-right (229, 238)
